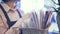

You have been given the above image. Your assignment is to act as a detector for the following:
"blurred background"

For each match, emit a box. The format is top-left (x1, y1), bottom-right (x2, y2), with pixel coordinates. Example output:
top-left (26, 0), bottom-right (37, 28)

top-left (0, 0), bottom-right (60, 34)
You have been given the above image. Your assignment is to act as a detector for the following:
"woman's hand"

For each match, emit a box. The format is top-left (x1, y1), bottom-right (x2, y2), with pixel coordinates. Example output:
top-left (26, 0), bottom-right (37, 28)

top-left (12, 13), bottom-right (31, 28)
top-left (5, 13), bottom-right (31, 34)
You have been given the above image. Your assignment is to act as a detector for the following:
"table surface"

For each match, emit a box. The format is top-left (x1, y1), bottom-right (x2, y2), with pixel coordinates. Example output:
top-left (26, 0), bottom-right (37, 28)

top-left (19, 28), bottom-right (48, 34)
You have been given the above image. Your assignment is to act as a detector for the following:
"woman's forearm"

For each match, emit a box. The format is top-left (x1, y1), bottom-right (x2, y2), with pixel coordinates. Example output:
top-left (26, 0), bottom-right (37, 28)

top-left (5, 13), bottom-right (30, 34)
top-left (5, 27), bottom-right (20, 34)
top-left (12, 13), bottom-right (30, 27)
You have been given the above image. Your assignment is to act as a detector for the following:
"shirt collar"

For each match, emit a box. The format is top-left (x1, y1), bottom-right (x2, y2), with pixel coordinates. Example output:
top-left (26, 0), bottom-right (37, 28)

top-left (1, 3), bottom-right (15, 12)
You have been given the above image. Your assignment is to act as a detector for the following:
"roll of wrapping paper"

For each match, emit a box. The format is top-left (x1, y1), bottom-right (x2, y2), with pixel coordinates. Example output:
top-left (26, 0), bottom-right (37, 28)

top-left (42, 11), bottom-right (49, 29)
top-left (31, 12), bottom-right (38, 29)
top-left (29, 13), bottom-right (36, 28)
top-left (40, 11), bottom-right (45, 29)
top-left (35, 12), bottom-right (39, 29)
top-left (30, 12), bottom-right (37, 28)
top-left (34, 12), bottom-right (39, 29)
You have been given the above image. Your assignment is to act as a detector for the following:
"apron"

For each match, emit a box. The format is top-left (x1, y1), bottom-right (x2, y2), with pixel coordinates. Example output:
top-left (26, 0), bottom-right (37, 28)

top-left (0, 4), bottom-right (22, 28)
top-left (0, 4), bottom-right (22, 34)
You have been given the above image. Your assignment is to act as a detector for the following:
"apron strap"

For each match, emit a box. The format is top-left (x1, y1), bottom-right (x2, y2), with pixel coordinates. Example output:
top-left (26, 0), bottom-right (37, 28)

top-left (17, 9), bottom-right (22, 18)
top-left (0, 4), bottom-right (11, 28)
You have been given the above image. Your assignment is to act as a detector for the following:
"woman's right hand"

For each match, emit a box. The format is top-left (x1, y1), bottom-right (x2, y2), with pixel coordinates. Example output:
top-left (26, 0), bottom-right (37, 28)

top-left (5, 13), bottom-right (31, 34)
top-left (12, 13), bottom-right (31, 28)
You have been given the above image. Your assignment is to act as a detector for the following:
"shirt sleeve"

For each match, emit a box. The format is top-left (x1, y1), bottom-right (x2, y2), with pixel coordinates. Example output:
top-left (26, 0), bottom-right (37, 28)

top-left (0, 15), bottom-right (8, 34)
top-left (0, 8), bottom-right (9, 34)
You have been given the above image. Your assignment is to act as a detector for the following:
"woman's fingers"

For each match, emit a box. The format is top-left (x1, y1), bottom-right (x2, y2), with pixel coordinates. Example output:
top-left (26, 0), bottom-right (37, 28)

top-left (12, 13), bottom-right (31, 27)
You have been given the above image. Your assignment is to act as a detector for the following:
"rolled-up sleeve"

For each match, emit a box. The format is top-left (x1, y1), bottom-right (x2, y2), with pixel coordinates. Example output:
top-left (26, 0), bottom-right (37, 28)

top-left (0, 8), bottom-right (8, 34)
top-left (0, 15), bottom-right (8, 34)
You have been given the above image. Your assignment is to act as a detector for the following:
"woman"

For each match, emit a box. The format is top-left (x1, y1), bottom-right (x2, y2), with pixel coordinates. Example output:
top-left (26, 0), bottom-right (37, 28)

top-left (0, 0), bottom-right (29, 34)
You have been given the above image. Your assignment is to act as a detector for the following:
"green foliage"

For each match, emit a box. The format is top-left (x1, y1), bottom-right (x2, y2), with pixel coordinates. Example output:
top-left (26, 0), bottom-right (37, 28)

top-left (51, 0), bottom-right (60, 16)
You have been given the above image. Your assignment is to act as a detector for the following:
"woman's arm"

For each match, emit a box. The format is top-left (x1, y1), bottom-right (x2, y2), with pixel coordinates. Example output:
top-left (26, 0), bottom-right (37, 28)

top-left (12, 13), bottom-right (30, 27)
top-left (0, 8), bottom-right (9, 34)
top-left (0, 15), bottom-right (8, 34)
top-left (5, 13), bottom-right (30, 34)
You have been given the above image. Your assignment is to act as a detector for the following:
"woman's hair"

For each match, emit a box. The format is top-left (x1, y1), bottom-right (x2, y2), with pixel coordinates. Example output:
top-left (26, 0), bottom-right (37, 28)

top-left (2, 0), bottom-right (9, 2)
